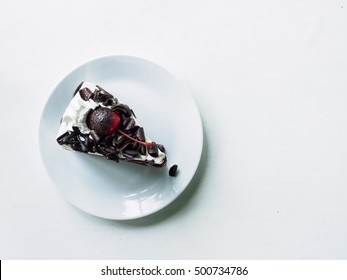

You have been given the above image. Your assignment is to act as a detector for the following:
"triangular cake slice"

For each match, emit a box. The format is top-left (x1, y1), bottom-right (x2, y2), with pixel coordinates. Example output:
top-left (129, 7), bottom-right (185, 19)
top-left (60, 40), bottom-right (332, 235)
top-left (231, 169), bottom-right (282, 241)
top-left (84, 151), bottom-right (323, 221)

top-left (57, 82), bottom-right (167, 167)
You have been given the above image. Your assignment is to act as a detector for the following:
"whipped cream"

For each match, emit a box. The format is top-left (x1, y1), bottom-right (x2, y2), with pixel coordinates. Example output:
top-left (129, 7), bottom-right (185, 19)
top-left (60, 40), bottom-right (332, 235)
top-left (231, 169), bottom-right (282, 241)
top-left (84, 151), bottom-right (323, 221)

top-left (58, 83), bottom-right (98, 135)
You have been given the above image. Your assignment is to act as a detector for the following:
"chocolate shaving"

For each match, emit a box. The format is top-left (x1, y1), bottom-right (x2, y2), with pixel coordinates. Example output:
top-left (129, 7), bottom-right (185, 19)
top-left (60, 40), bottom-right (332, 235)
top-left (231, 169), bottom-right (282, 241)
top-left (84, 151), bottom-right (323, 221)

top-left (90, 89), bottom-right (100, 102)
top-left (97, 145), bottom-right (108, 156)
top-left (91, 144), bottom-right (97, 153)
top-left (73, 81), bottom-right (84, 96)
top-left (157, 144), bottom-right (165, 153)
top-left (112, 135), bottom-right (126, 148)
top-left (72, 126), bottom-right (80, 134)
top-left (118, 139), bottom-right (132, 151)
top-left (79, 141), bottom-right (89, 153)
top-left (104, 92), bottom-right (114, 100)
top-left (135, 127), bottom-right (146, 142)
top-left (57, 131), bottom-right (69, 145)
top-left (103, 146), bottom-right (117, 155)
top-left (139, 145), bottom-right (147, 156)
top-left (124, 105), bottom-right (132, 117)
top-left (69, 138), bottom-right (79, 145)
top-left (106, 152), bottom-right (119, 161)
top-left (92, 85), bottom-right (114, 103)
top-left (131, 141), bottom-right (139, 150)
top-left (127, 125), bottom-right (140, 135)
top-left (145, 159), bottom-right (155, 166)
top-left (169, 164), bottom-right (178, 177)
top-left (148, 142), bottom-right (159, 157)
top-left (76, 135), bottom-right (87, 152)
top-left (122, 118), bottom-right (136, 131)
top-left (71, 143), bottom-right (83, 152)
top-left (87, 136), bottom-right (94, 150)
top-left (119, 158), bottom-right (166, 167)
top-left (131, 109), bottom-right (136, 118)
top-left (91, 91), bottom-right (98, 101)
top-left (102, 98), bottom-right (118, 107)
top-left (96, 85), bottom-right (113, 98)
top-left (90, 130), bottom-right (101, 143)
top-left (79, 87), bottom-right (93, 101)
top-left (113, 104), bottom-right (131, 117)
top-left (94, 92), bottom-right (107, 102)
top-left (104, 135), bottom-right (114, 146)
top-left (113, 105), bottom-right (127, 116)
top-left (57, 131), bottom-right (77, 145)
top-left (123, 149), bottom-right (138, 158)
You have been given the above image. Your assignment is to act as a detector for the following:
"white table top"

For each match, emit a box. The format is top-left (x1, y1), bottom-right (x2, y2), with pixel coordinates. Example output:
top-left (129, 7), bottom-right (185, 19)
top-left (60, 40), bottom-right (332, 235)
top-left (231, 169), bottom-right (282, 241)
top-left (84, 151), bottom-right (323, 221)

top-left (1, 0), bottom-right (347, 259)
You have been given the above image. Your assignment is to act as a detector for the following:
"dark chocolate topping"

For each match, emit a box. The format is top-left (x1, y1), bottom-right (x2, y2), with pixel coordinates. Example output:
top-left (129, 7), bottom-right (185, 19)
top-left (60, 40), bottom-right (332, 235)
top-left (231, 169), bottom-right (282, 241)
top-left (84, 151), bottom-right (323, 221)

top-left (79, 87), bottom-right (93, 101)
top-left (135, 127), bottom-right (146, 142)
top-left (96, 85), bottom-right (113, 99)
top-left (113, 135), bottom-right (126, 147)
top-left (58, 83), bottom-right (168, 168)
top-left (131, 141), bottom-right (139, 150)
top-left (169, 164), bottom-right (178, 177)
top-left (77, 135), bottom-right (89, 153)
top-left (90, 130), bottom-right (101, 143)
top-left (123, 149), bottom-right (138, 158)
top-left (148, 142), bottom-right (159, 157)
top-left (122, 118), bottom-right (136, 131)
top-left (102, 98), bottom-right (118, 107)
top-left (73, 81), bottom-right (84, 96)
top-left (113, 104), bottom-right (132, 117)
top-left (118, 139), bottom-right (132, 151)
top-left (57, 127), bottom-right (167, 167)
top-left (106, 152), bottom-right (119, 161)
top-left (139, 145), bottom-right (147, 156)
top-left (157, 144), bottom-right (165, 153)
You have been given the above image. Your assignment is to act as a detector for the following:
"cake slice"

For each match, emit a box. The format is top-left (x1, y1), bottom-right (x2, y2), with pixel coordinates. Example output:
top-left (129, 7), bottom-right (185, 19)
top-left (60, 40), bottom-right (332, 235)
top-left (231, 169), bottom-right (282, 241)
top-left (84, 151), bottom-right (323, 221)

top-left (56, 82), bottom-right (167, 167)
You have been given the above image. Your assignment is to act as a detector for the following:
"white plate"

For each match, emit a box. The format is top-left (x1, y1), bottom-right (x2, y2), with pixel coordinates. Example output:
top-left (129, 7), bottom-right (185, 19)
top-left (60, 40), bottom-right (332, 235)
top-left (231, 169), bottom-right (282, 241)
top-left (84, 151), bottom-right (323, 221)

top-left (39, 55), bottom-right (203, 220)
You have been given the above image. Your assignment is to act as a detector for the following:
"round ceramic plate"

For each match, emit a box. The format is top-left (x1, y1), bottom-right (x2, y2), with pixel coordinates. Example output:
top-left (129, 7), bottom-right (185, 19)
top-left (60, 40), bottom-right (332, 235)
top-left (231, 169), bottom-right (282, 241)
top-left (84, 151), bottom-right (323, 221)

top-left (39, 55), bottom-right (203, 220)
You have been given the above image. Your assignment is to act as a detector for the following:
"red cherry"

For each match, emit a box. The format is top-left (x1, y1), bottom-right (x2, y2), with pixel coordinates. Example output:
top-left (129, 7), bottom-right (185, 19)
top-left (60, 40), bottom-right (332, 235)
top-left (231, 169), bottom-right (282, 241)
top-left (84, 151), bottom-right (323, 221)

top-left (107, 111), bottom-right (121, 135)
top-left (87, 107), bottom-right (153, 146)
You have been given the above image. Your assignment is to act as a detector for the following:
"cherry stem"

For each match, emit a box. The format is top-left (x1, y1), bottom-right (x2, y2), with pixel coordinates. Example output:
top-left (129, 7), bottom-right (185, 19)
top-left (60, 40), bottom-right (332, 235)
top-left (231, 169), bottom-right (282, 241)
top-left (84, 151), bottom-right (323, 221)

top-left (117, 129), bottom-right (153, 146)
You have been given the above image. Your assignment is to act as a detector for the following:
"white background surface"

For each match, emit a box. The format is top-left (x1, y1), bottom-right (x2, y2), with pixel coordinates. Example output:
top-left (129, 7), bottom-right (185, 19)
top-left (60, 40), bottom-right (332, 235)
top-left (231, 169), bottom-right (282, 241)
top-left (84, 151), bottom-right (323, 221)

top-left (1, 0), bottom-right (347, 259)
